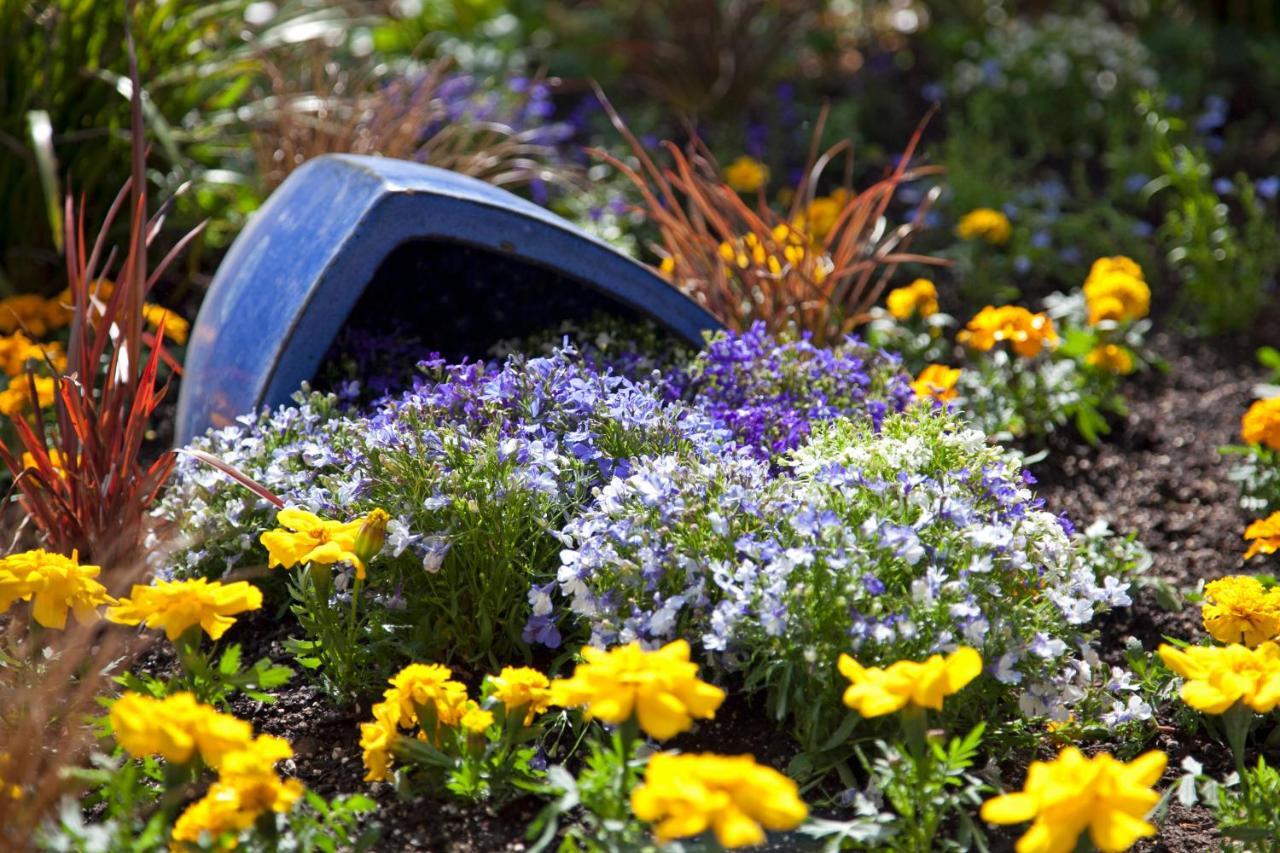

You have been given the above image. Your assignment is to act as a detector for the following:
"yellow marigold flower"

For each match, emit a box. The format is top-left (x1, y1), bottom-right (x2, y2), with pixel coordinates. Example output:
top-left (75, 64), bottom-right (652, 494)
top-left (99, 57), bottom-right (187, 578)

top-left (838, 646), bottom-right (982, 717)
top-left (388, 663), bottom-right (470, 727)
top-left (359, 698), bottom-right (403, 782)
top-left (0, 549), bottom-right (112, 629)
top-left (957, 305), bottom-right (1059, 358)
top-left (0, 374), bottom-right (57, 418)
top-left (1241, 397), bottom-right (1280, 450)
top-left (1083, 257), bottom-right (1149, 326)
top-left (0, 332), bottom-right (64, 377)
top-left (216, 734), bottom-right (304, 815)
top-left (980, 747), bottom-right (1166, 853)
top-left (631, 752), bottom-right (808, 848)
top-left (0, 294), bottom-right (63, 337)
top-left (21, 448), bottom-right (70, 478)
top-left (259, 507), bottom-right (368, 578)
top-left (550, 639), bottom-right (725, 740)
top-left (106, 578), bottom-right (263, 642)
top-left (1244, 511), bottom-right (1280, 560)
top-left (1201, 575), bottom-right (1280, 646)
top-left (722, 156), bottom-right (769, 193)
top-left (955, 208), bottom-right (1012, 245)
top-left (886, 278), bottom-right (939, 321)
top-left (658, 255), bottom-right (677, 278)
top-left (911, 363), bottom-right (961, 403)
top-left (1085, 344), bottom-right (1135, 375)
top-left (797, 192), bottom-right (847, 243)
top-left (142, 303), bottom-right (190, 346)
top-left (460, 702), bottom-right (495, 734)
top-left (488, 666), bottom-right (552, 724)
top-left (110, 692), bottom-right (253, 767)
top-left (1159, 642), bottom-right (1280, 714)
top-left (1088, 256), bottom-right (1144, 281)
top-left (171, 782), bottom-right (251, 848)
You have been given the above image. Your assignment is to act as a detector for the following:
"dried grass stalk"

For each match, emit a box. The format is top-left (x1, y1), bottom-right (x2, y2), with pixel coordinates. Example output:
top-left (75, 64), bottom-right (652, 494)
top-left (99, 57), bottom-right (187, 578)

top-left (248, 54), bottom-right (584, 194)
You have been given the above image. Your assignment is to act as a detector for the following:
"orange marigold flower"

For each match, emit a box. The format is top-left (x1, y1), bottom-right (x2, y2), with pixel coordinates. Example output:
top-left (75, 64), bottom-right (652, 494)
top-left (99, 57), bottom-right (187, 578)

top-left (1241, 397), bottom-right (1280, 450)
top-left (1244, 511), bottom-right (1280, 560)
top-left (911, 363), bottom-right (961, 403)
top-left (957, 305), bottom-right (1059, 358)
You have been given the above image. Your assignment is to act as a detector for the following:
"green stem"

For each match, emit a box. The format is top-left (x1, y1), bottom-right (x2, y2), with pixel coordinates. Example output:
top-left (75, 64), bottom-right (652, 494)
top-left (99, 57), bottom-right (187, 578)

top-left (613, 717), bottom-right (639, 820)
top-left (1223, 701), bottom-right (1253, 781)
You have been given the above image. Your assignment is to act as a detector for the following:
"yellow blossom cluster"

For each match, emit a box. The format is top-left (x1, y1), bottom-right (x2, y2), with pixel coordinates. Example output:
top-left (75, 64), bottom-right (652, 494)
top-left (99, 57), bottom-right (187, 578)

top-left (1241, 397), bottom-right (1280, 451)
top-left (792, 188), bottom-right (851, 244)
top-left (1200, 575), bottom-right (1280, 646)
top-left (550, 639), bottom-right (725, 740)
top-left (110, 692), bottom-right (256, 766)
top-left (955, 208), bottom-right (1012, 245)
top-left (911, 363), bottom-right (961, 403)
top-left (885, 278), bottom-right (939, 321)
top-left (110, 693), bottom-right (304, 848)
top-left (722, 156), bottom-right (769, 193)
top-left (171, 734), bottom-right (304, 849)
top-left (0, 294), bottom-right (71, 338)
top-left (1085, 343), bottom-right (1135, 375)
top-left (488, 665), bottom-right (554, 725)
top-left (957, 305), bottom-right (1059, 358)
top-left (1083, 256), bottom-right (1150, 325)
top-left (0, 374), bottom-right (56, 418)
top-left (1159, 642), bottom-right (1280, 714)
top-left (717, 224), bottom-right (831, 284)
top-left (260, 507), bottom-right (376, 579)
top-left (104, 696), bottom-right (304, 845)
top-left (141, 303), bottom-right (191, 346)
top-left (0, 549), bottom-right (113, 629)
top-left (631, 752), bottom-right (808, 848)
top-left (360, 662), bottom-right (533, 782)
top-left (107, 577), bottom-right (263, 641)
top-left (57, 281), bottom-right (191, 345)
top-left (838, 646), bottom-right (982, 717)
top-left (0, 332), bottom-right (64, 377)
top-left (981, 747), bottom-right (1166, 853)
top-left (21, 448), bottom-right (70, 478)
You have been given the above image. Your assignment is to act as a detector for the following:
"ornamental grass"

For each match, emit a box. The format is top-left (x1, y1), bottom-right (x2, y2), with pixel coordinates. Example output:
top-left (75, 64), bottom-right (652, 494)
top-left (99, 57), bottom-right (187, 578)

top-left (0, 21), bottom-right (191, 576)
top-left (594, 96), bottom-right (944, 345)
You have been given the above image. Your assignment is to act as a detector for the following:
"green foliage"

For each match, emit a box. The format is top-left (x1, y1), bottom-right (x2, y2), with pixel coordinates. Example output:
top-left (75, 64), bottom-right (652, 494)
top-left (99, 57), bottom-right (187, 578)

top-left (260, 791), bottom-right (381, 853)
top-left (285, 562), bottom-right (383, 702)
top-left (528, 723), bottom-right (652, 853)
top-left (936, 8), bottom-right (1157, 164)
top-left (386, 681), bottom-right (551, 804)
top-left (116, 635), bottom-right (293, 708)
top-left (1140, 95), bottom-right (1280, 335)
top-left (1178, 755), bottom-right (1280, 853)
top-left (804, 722), bottom-right (990, 852)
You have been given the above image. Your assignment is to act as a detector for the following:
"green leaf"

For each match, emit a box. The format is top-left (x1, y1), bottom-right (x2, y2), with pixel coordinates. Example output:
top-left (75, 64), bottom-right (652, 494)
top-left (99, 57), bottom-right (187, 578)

top-left (218, 643), bottom-right (243, 676)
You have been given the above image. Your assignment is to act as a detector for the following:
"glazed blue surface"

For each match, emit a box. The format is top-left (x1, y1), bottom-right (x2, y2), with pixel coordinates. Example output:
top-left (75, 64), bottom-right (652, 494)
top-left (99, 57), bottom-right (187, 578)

top-left (174, 154), bottom-right (720, 444)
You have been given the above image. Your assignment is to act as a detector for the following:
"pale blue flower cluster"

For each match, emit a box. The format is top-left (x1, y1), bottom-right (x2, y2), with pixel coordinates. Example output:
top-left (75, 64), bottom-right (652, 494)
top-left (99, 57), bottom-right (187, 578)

top-left (538, 408), bottom-right (1139, 742)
